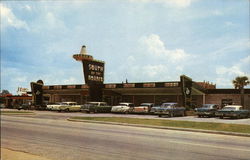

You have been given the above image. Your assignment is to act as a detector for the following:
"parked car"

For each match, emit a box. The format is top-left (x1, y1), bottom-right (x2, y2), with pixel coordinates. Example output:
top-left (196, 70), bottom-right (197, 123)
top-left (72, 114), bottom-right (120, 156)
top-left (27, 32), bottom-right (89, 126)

top-left (196, 104), bottom-right (219, 118)
top-left (216, 105), bottom-right (250, 119)
top-left (47, 102), bottom-right (63, 111)
top-left (17, 101), bottom-right (33, 110)
top-left (132, 103), bottom-right (154, 113)
top-left (0, 103), bottom-right (5, 109)
top-left (111, 102), bottom-right (135, 113)
top-left (154, 103), bottom-right (185, 117)
top-left (150, 105), bottom-right (161, 114)
top-left (81, 102), bottom-right (111, 113)
top-left (59, 102), bottom-right (81, 112)
top-left (48, 102), bottom-right (81, 112)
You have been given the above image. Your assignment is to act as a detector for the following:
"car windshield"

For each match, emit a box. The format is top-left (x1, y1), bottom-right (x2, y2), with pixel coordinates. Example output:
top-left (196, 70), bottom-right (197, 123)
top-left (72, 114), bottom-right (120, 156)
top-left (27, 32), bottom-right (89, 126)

top-left (202, 104), bottom-right (213, 108)
top-left (140, 104), bottom-right (150, 106)
top-left (222, 107), bottom-right (236, 110)
top-left (161, 103), bottom-right (176, 108)
top-left (119, 103), bottom-right (128, 106)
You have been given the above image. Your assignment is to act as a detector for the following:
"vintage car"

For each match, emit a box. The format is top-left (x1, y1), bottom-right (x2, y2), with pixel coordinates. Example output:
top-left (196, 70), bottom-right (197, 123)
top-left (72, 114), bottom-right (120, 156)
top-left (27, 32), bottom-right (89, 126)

top-left (216, 105), bottom-right (250, 119)
top-left (48, 102), bottom-right (81, 112)
top-left (59, 102), bottom-right (81, 112)
top-left (81, 102), bottom-right (111, 113)
top-left (17, 103), bottom-right (31, 110)
top-left (154, 103), bottom-right (185, 117)
top-left (47, 102), bottom-right (63, 111)
top-left (132, 103), bottom-right (154, 113)
top-left (149, 105), bottom-right (161, 114)
top-left (196, 104), bottom-right (219, 117)
top-left (111, 102), bottom-right (135, 113)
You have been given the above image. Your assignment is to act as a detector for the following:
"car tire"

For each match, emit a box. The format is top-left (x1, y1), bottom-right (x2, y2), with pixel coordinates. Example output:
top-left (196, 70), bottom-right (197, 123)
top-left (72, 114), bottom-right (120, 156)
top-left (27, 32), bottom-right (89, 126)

top-left (220, 116), bottom-right (223, 119)
top-left (158, 115), bottom-right (162, 117)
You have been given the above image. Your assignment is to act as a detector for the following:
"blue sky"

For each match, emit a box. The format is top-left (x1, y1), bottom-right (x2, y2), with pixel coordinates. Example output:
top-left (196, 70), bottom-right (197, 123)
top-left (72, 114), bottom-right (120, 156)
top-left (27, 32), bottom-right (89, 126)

top-left (1, 0), bottom-right (250, 94)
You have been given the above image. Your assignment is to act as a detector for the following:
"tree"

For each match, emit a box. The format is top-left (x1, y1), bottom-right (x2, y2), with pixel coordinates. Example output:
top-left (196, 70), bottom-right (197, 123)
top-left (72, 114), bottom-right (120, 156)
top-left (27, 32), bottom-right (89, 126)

top-left (0, 90), bottom-right (10, 96)
top-left (232, 76), bottom-right (250, 108)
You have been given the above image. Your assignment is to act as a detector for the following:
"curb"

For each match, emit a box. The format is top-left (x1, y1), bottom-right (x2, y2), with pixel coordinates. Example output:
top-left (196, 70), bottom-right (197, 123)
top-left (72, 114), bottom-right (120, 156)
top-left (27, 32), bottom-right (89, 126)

top-left (67, 118), bottom-right (250, 137)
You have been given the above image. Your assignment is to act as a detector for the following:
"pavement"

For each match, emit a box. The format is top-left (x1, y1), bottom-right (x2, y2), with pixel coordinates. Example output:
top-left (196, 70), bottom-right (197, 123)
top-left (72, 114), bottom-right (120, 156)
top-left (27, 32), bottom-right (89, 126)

top-left (1, 148), bottom-right (53, 160)
top-left (2, 115), bottom-right (250, 160)
top-left (68, 118), bottom-right (250, 137)
top-left (2, 109), bottom-right (250, 125)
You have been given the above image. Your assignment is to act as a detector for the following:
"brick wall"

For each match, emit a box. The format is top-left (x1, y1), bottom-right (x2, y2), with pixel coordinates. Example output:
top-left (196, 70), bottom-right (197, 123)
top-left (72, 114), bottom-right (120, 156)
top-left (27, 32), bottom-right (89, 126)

top-left (205, 94), bottom-right (250, 109)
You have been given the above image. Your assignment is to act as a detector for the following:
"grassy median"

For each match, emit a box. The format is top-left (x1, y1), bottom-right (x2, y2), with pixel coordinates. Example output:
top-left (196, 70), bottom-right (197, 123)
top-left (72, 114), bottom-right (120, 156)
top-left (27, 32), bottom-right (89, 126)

top-left (1, 111), bottom-right (34, 115)
top-left (70, 117), bottom-right (250, 134)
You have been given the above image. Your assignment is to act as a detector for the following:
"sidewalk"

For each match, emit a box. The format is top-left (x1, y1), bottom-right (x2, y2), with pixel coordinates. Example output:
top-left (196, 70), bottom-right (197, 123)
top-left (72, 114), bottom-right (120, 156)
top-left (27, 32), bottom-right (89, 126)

top-left (1, 148), bottom-right (52, 160)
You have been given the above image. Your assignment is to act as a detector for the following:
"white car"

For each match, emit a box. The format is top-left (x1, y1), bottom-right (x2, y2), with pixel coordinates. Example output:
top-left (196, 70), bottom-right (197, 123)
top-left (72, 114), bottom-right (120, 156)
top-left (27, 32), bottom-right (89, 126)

top-left (47, 102), bottom-right (81, 112)
top-left (111, 102), bottom-right (134, 113)
top-left (133, 103), bottom-right (154, 113)
top-left (47, 102), bottom-right (62, 111)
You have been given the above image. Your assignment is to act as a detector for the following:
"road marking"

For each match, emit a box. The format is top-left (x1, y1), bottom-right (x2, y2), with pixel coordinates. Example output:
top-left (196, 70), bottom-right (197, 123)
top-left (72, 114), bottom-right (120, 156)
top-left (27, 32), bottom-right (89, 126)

top-left (168, 140), bottom-right (250, 152)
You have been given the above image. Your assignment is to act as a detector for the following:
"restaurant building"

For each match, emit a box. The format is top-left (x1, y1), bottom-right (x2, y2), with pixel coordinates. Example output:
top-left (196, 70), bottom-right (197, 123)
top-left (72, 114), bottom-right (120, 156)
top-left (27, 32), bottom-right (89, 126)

top-left (30, 46), bottom-right (250, 109)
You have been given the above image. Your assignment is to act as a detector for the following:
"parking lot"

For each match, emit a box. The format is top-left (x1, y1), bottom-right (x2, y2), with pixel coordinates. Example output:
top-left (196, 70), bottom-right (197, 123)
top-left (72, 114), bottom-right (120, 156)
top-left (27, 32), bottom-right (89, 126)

top-left (2, 109), bottom-right (250, 125)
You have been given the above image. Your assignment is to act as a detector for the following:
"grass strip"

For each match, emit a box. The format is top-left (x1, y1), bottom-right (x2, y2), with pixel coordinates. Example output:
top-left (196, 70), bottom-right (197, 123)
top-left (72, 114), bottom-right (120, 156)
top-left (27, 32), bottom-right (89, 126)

top-left (71, 117), bottom-right (250, 134)
top-left (1, 111), bottom-right (34, 114)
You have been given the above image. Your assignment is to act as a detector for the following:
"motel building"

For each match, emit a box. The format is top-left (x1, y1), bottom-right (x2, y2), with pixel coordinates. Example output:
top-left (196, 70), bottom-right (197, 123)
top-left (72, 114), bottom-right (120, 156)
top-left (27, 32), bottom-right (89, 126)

top-left (30, 46), bottom-right (250, 109)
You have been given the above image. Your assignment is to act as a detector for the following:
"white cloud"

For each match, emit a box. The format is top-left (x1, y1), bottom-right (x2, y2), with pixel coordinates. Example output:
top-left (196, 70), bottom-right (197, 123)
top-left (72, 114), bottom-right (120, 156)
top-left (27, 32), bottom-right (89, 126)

top-left (24, 5), bottom-right (32, 11)
top-left (0, 4), bottom-right (29, 30)
top-left (63, 77), bottom-right (78, 84)
top-left (225, 21), bottom-right (235, 27)
top-left (139, 34), bottom-right (190, 62)
top-left (127, 56), bottom-right (136, 63)
top-left (142, 64), bottom-right (167, 78)
top-left (129, 0), bottom-right (196, 8)
top-left (212, 10), bottom-right (223, 16)
top-left (210, 39), bottom-right (250, 57)
top-left (216, 66), bottom-right (244, 76)
top-left (215, 56), bottom-right (250, 87)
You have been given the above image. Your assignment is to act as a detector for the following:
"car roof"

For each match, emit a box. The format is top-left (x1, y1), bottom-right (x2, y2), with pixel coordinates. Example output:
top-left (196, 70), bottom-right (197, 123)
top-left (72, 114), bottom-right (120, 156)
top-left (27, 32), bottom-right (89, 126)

top-left (62, 102), bottom-right (77, 104)
top-left (224, 105), bottom-right (242, 109)
top-left (119, 102), bottom-right (133, 105)
top-left (162, 103), bottom-right (177, 105)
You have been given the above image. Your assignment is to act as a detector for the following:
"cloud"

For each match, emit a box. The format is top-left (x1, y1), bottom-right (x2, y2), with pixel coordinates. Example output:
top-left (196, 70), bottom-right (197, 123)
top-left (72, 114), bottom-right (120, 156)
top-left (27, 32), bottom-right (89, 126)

top-left (212, 10), bottom-right (223, 16)
top-left (24, 5), bottom-right (32, 11)
top-left (129, 0), bottom-right (197, 8)
top-left (139, 34), bottom-right (190, 62)
top-left (0, 4), bottom-right (29, 30)
top-left (216, 66), bottom-right (244, 76)
top-left (210, 39), bottom-right (250, 57)
top-left (215, 55), bottom-right (250, 87)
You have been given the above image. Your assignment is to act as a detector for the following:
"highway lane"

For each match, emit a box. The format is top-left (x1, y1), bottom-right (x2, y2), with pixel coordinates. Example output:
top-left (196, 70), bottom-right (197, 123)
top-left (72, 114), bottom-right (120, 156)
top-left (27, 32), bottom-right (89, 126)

top-left (1, 115), bottom-right (250, 160)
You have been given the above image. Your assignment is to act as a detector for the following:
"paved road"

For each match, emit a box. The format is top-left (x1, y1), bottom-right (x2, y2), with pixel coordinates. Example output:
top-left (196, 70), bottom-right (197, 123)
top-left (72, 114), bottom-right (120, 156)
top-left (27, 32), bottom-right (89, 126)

top-left (1, 115), bottom-right (250, 160)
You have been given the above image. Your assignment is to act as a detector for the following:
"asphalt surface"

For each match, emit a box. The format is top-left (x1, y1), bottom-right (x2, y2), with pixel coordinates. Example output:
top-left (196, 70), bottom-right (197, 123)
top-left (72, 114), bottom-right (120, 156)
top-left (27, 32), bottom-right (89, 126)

top-left (5, 109), bottom-right (250, 125)
top-left (1, 115), bottom-right (250, 160)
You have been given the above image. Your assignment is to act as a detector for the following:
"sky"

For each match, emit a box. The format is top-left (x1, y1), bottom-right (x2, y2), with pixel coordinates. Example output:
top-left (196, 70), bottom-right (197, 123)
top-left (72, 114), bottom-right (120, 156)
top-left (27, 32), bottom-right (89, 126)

top-left (1, 0), bottom-right (250, 94)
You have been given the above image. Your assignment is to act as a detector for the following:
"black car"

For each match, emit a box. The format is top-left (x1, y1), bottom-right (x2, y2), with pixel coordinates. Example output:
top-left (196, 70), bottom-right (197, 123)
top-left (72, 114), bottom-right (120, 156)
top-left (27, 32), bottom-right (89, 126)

top-left (154, 103), bottom-right (185, 117)
top-left (196, 104), bottom-right (219, 118)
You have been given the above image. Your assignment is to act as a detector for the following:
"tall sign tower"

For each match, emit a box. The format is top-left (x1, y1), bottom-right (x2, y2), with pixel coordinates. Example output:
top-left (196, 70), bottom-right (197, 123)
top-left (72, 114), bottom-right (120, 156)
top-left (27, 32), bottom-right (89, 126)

top-left (73, 46), bottom-right (105, 101)
top-left (180, 75), bottom-right (192, 108)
